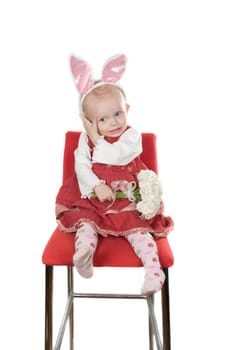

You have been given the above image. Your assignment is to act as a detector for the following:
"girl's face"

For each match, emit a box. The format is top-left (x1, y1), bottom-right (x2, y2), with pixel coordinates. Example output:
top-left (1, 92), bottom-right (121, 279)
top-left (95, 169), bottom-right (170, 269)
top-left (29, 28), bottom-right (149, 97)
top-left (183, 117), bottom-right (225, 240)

top-left (83, 86), bottom-right (129, 137)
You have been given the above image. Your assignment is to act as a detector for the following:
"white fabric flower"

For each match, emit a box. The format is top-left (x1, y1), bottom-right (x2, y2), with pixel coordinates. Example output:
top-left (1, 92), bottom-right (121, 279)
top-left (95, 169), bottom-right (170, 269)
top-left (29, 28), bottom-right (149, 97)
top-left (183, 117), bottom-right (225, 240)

top-left (136, 170), bottom-right (162, 219)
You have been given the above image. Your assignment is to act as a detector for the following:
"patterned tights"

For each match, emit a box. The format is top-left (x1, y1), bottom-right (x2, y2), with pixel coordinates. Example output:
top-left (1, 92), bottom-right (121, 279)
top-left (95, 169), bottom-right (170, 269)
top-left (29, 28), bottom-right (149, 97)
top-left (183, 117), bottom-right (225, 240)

top-left (73, 222), bottom-right (165, 294)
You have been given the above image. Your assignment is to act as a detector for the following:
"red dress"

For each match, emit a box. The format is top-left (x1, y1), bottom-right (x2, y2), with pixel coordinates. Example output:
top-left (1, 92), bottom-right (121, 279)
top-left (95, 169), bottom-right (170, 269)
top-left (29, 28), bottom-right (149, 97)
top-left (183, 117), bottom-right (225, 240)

top-left (55, 136), bottom-right (173, 237)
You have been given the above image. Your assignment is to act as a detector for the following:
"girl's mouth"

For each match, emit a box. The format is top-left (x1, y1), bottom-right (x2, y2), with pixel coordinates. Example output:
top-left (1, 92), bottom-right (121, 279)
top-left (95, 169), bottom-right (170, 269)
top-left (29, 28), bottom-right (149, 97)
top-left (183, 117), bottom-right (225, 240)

top-left (110, 128), bottom-right (121, 134)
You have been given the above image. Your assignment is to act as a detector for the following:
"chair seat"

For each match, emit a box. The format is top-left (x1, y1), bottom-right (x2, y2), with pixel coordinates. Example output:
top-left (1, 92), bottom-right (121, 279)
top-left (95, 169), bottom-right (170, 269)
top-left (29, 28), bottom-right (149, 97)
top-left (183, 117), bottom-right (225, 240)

top-left (42, 227), bottom-right (174, 268)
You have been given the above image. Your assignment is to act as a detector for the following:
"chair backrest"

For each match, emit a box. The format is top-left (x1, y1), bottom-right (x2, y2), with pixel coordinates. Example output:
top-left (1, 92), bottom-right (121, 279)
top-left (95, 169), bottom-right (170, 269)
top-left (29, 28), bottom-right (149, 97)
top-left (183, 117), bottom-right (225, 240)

top-left (62, 131), bottom-right (158, 183)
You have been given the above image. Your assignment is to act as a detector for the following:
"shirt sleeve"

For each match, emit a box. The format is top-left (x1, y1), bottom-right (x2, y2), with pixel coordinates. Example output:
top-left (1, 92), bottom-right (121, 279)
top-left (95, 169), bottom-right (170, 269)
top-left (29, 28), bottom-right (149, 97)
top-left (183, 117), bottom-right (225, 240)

top-left (74, 133), bottom-right (104, 198)
top-left (92, 128), bottom-right (142, 165)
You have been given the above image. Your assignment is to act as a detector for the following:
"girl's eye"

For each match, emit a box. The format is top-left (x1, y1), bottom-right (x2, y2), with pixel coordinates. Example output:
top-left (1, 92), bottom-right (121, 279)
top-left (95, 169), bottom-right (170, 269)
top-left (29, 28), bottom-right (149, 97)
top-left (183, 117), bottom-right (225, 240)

top-left (115, 111), bottom-right (122, 117)
top-left (99, 117), bottom-right (106, 122)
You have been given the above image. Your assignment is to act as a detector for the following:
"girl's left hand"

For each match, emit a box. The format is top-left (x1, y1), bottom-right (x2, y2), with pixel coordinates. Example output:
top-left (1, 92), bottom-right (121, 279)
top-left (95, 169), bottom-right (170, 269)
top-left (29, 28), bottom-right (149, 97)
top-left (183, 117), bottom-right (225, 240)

top-left (94, 183), bottom-right (115, 202)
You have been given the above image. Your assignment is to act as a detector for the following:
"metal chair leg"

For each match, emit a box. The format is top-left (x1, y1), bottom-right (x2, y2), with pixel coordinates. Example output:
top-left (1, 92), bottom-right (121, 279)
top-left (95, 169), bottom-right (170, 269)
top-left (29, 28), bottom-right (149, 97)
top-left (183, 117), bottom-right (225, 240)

top-left (148, 295), bottom-right (154, 350)
top-left (161, 268), bottom-right (171, 350)
top-left (67, 267), bottom-right (74, 350)
top-left (45, 265), bottom-right (53, 350)
top-left (147, 294), bottom-right (162, 350)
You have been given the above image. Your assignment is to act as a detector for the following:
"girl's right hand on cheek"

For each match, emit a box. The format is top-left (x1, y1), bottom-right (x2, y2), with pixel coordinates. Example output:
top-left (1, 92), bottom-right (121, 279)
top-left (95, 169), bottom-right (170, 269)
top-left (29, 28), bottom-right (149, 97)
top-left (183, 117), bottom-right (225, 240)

top-left (81, 115), bottom-right (100, 145)
top-left (80, 114), bottom-right (93, 132)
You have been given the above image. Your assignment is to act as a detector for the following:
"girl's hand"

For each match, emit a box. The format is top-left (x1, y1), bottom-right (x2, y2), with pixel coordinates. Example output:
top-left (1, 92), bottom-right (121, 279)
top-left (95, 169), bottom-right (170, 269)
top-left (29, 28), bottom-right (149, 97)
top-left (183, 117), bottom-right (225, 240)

top-left (81, 115), bottom-right (100, 145)
top-left (94, 183), bottom-right (115, 202)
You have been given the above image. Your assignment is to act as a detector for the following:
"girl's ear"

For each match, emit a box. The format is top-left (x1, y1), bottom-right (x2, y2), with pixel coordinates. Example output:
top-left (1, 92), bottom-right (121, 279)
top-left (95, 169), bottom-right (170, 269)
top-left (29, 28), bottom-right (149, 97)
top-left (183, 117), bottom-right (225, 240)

top-left (126, 103), bottom-right (130, 112)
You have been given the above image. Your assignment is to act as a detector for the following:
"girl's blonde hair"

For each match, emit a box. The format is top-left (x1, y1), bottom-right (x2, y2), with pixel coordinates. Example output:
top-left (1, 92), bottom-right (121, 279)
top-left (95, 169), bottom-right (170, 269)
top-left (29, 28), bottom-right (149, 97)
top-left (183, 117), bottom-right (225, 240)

top-left (80, 81), bottom-right (126, 113)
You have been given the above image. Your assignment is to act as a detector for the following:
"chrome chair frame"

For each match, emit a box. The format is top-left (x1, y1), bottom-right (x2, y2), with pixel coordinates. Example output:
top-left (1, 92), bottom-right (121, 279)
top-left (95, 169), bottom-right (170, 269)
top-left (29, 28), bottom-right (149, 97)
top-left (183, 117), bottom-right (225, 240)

top-left (45, 265), bottom-right (171, 350)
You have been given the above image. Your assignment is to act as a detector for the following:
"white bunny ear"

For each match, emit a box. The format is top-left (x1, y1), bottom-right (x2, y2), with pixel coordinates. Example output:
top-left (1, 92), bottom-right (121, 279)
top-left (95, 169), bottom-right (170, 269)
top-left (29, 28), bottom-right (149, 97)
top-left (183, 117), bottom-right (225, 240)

top-left (70, 55), bottom-right (94, 94)
top-left (102, 54), bottom-right (127, 83)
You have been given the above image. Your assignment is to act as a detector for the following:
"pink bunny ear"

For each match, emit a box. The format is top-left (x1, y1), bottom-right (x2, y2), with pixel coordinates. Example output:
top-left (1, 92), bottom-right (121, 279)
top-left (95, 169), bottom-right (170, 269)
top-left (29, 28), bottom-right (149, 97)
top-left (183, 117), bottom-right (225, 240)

top-left (70, 55), bottom-right (94, 94)
top-left (102, 54), bottom-right (127, 83)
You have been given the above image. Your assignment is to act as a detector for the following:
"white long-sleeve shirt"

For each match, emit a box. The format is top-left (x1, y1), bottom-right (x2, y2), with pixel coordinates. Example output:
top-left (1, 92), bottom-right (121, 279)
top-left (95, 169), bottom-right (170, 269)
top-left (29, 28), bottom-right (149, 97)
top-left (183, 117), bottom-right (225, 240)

top-left (74, 127), bottom-right (142, 197)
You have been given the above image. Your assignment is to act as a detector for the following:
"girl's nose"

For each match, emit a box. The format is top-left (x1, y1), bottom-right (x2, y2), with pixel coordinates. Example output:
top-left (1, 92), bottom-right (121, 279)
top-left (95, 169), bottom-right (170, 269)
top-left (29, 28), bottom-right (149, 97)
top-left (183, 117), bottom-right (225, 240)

top-left (110, 117), bottom-right (117, 125)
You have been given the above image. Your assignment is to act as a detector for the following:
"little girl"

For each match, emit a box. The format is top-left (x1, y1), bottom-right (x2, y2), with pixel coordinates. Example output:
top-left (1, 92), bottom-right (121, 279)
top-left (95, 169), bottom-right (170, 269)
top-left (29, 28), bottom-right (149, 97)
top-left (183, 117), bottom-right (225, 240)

top-left (56, 54), bottom-right (173, 294)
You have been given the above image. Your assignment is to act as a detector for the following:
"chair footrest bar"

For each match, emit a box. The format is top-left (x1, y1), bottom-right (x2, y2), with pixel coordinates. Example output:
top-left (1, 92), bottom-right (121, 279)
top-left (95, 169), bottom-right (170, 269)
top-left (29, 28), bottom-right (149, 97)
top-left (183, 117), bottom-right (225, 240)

top-left (72, 292), bottom-right (148, 299)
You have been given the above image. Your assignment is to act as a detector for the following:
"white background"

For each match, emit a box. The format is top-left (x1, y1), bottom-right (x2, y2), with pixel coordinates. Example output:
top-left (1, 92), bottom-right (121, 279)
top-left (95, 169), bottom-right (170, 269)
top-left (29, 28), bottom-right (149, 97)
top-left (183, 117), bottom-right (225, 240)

top-left (1, 1), bottom-right (232, 349)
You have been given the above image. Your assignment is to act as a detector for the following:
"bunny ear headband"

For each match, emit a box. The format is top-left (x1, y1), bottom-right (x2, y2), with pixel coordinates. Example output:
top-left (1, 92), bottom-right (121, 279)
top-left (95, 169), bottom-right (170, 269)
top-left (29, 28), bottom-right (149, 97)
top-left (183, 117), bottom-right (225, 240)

top-left (70, 53), bottom-right (127, 111)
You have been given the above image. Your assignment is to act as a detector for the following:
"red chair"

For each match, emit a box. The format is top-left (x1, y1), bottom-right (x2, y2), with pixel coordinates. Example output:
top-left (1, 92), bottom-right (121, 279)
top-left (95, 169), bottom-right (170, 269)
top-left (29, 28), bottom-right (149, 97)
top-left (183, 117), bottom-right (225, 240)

top-left (42, 131), bottom-right (174, 350)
